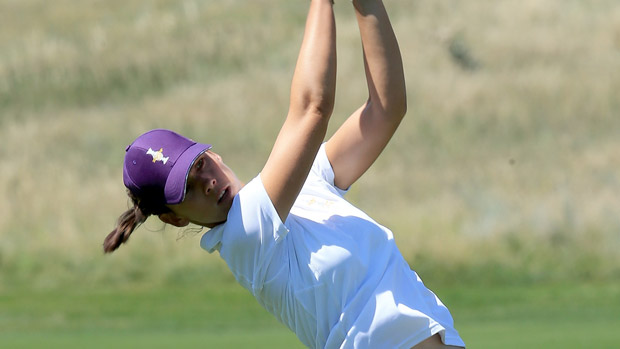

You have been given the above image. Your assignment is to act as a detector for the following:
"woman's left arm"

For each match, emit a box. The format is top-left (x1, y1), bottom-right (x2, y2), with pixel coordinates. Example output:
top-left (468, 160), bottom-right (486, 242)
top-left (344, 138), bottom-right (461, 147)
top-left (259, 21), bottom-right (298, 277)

top-left (325, 0), bottom-right (406, 190)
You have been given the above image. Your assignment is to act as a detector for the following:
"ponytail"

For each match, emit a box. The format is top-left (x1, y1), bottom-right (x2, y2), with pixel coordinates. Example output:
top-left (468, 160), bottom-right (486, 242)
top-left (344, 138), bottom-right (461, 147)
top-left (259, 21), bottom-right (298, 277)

top-left (104, 191), bottom-right (169, 253)
top-left (103, 205), bottom-right (148, 253)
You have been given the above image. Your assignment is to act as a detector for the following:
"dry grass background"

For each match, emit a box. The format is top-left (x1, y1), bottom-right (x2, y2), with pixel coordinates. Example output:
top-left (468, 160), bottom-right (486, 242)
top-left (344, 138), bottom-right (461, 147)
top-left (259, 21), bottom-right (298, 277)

top-left (1, 0), bottom-right (619, 290)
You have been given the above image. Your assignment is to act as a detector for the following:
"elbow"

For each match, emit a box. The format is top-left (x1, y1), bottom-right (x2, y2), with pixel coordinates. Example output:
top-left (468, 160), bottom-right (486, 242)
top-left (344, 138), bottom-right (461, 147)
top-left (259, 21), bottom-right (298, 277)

top-left (390, 85), bottom-right (408, 120)
top-left (312, 94), bottom-right (336, 120)
top-left (373, 94), bottom-right (407, 123)
top-left (296, 91), bottom-right (335, 120)
top-left (390, 97), bottom-right (407, 121)
top-left (369, 81), bottom-right (408, 122)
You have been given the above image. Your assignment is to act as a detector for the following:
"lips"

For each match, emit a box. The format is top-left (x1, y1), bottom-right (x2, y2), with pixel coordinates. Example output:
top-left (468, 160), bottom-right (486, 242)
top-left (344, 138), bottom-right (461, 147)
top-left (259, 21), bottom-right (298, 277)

top-left (217, 186), bottom-right (229, 204)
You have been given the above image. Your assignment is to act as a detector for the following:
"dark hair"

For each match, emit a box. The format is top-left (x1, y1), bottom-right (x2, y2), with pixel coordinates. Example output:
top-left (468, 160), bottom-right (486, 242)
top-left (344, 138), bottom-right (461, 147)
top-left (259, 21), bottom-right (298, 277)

top-left (103, 190), bottom-right (171, 253)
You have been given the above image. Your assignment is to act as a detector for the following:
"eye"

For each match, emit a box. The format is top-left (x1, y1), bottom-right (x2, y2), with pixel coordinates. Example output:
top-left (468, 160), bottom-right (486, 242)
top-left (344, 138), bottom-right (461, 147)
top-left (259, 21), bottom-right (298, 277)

top-left (195, 158), bottom-right (204, 171)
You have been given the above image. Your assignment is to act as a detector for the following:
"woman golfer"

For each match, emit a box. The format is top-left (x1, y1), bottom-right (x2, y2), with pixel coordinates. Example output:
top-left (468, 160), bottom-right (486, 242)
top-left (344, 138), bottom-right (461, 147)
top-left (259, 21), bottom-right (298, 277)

top-left (105, 0), bottom-right (465, 347)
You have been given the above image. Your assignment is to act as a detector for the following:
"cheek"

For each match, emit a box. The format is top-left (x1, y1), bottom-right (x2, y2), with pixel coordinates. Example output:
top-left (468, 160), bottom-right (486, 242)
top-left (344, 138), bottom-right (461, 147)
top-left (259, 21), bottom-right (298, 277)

top-left (223, 165), bottom-right (237, 180)
top-left (193, 197), bottom-right (218, 218)
top-left (176, 198), bottom-right (203, 218)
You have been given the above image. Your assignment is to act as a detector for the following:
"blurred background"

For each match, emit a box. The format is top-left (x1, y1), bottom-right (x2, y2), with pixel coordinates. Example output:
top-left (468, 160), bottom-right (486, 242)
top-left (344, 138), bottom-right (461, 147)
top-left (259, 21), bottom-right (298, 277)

top-left (1, 0), bottom-right (619, 347)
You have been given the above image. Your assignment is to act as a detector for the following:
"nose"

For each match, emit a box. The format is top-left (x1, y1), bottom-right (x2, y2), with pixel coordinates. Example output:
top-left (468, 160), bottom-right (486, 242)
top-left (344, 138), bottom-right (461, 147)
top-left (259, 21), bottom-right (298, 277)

top-left (205, 179), bottom-right (216, 194)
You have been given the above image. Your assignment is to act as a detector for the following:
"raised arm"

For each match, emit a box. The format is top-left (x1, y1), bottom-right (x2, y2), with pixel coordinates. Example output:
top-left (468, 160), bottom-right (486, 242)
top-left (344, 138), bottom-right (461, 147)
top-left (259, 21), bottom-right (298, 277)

top-left (261, 0), bottom-right (337, 221)
top-left (325, 0), bottom-right (406, 190)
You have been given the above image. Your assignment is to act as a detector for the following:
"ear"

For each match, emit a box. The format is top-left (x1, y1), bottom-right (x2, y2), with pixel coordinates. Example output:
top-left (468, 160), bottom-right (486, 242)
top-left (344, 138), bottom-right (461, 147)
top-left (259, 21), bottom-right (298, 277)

top-left (159, 212), bottom-right (190, 227)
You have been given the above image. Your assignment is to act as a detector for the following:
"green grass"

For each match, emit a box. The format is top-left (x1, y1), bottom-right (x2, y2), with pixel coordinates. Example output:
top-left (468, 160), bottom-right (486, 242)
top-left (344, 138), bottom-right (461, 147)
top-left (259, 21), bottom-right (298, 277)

top-left (2, 281), bottom-right (618, 348)
top-left (0, 280), bottom-right (303, 349)
top-left (444, 282), bottom-right (620, 348)
top-left (2, 331), bottom-right (301, 349)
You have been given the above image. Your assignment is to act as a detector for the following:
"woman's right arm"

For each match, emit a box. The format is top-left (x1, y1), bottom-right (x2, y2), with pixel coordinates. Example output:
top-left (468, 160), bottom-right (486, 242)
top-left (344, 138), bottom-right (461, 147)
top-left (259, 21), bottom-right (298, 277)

top-left (260, 0), bottom-right (337, 222)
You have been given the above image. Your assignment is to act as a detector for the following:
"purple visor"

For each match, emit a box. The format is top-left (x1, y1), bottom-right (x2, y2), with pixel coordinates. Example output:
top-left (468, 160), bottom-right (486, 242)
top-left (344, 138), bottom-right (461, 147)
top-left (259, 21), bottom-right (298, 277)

top-left (123, 129), bottom-right (211, 205)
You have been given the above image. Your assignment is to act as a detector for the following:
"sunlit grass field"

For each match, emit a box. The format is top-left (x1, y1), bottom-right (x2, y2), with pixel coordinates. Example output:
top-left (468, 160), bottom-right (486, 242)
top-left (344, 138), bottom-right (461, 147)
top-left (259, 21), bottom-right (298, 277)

top-left (2, 282), bottom-right (619, 348)
top-left (1, 0), bottom-right (620, 347)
